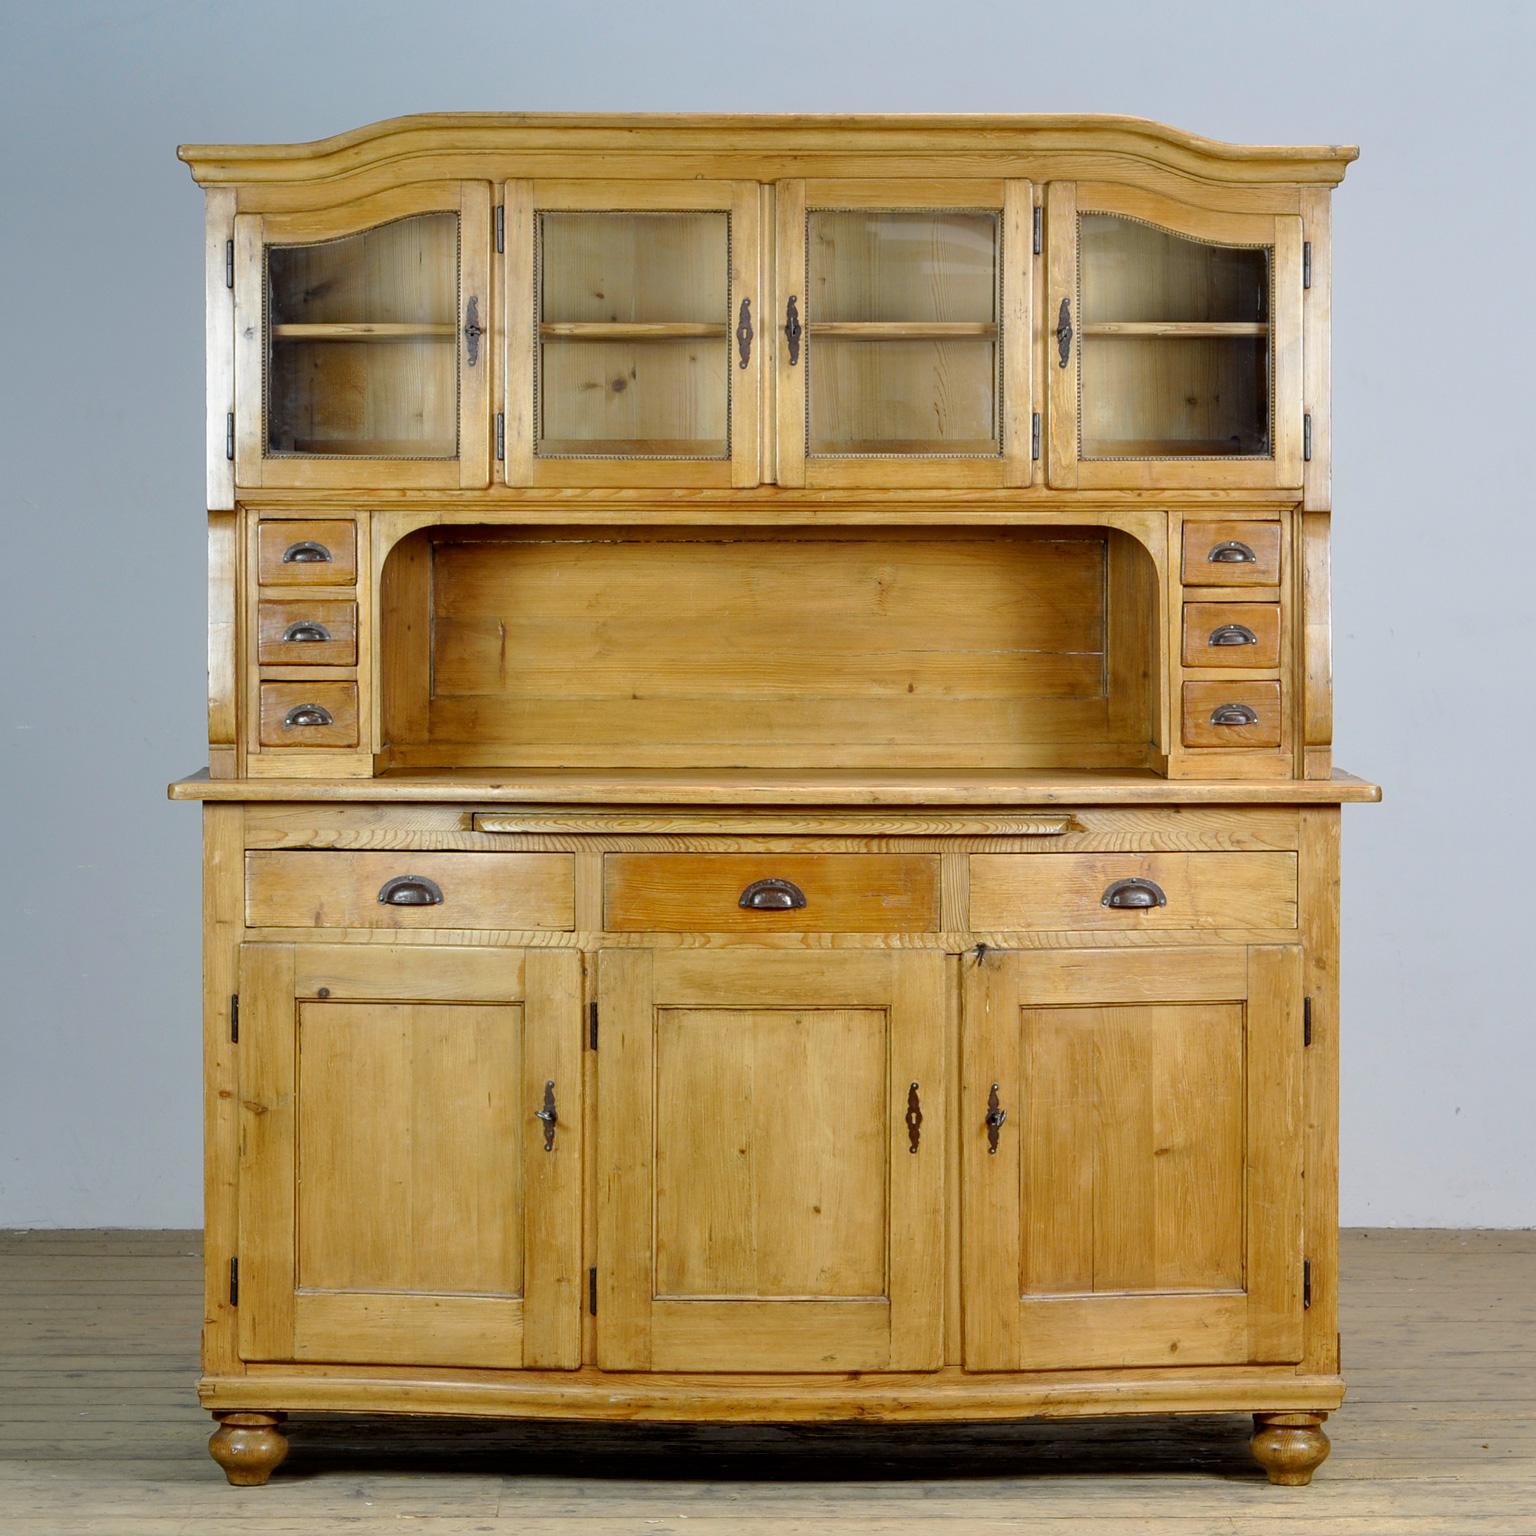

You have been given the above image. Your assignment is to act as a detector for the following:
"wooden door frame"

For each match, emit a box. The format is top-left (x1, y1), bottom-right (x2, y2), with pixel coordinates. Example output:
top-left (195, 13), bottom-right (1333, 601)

top-left (774, 178), bottom-right (1034, 490)
top-left (501, 178), bottom-right (761, 489)
top-left (232, 182), bottom-right (492, 491)
top-left (236, 942), bottom-right (582, 1368)
top-left (961, 944), bottom-right (1304, 1371)
top-left (596, 948), bottom-right (946, 1372)
top-left (1046, 182), bottom-right (1304, 491)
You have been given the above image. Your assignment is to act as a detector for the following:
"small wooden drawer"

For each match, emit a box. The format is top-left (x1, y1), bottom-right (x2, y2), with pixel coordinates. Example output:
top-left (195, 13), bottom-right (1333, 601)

top-left (605, 853), bottom-right (940, 932)
top-left (1181, 602), bottom-right (1281, 668)
top-left (257, 600), bottom-right (358, 665)
top-left (1181, 521), bottom-right (1281, 587)
top-left (257, 519), bottom-right (357, 586)
top-left (246, 851), bottom-right (575, 930)
top-left (1181, 680), bottom-right (1282, 749)
top-left (970, 851), bottom-right (1297, 931)
top-left (258, 682), bottom-right (359, 748)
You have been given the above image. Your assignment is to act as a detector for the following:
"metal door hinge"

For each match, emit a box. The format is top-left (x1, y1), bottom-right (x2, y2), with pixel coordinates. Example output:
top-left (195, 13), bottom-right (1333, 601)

top-left (495, 204), bottom-right (505, 254)
top-left (588, 999), bottom-right (599, 1050)
top-left (495, 412), bottom-right (505, 462)
top-left (1303, 996), bottom-right (1313, 1047)
top-left (1302, 241), bottom-right (1312, 290)
top-left (1031, 411), bottom-right (1040, 461)
top-left (230, 994), bottom-right (239, 1044)
top-left (588, 1266), bottom-right (598, 1316)
top-left (1032, 205), bottom-right (1042, 256)
top-left (224, 238), bottom-right (234, 289)
top-left (1303, 413), bottom-right (1313, 463)
top-left (228, 1257), bottom-right (239, 1307)
top-left (225, 412), bottom-right (235, 462)
top-left (1303, 1258), bottom-right (1312, 1310)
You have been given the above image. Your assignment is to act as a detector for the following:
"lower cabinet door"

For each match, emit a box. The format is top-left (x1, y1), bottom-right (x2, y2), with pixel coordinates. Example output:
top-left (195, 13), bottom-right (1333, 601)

top-left (236, 943), bottom-right (583, 1368)
top-left (961, 945), bottom-right (1304, 1370)
top-left (597, 949), bottom-right (946, 1372)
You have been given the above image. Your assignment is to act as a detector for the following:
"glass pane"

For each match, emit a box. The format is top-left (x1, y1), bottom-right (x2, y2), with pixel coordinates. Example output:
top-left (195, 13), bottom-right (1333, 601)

top-left (1078, 214), bottom-right (1271, 460)
top-left (266, 212), bottom-right (459, 458)
top-left (808, 339), bottom-right (998, 455)
top-left (537, 211), bottom-right (730, 459)
top-left (805, 210), bottom-right (1000, 457)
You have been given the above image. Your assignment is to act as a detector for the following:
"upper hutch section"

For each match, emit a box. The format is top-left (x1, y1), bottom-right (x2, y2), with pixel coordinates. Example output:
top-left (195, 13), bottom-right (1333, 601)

top-left (184, 115), bottom-right (1353, 504)
top-left (184, 117), bottom-right (1354, 792)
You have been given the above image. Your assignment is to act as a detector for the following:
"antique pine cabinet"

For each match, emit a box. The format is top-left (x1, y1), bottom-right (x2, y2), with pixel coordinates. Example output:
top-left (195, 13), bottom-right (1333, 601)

top-left (173, 114), bottom-right (1377, 1489)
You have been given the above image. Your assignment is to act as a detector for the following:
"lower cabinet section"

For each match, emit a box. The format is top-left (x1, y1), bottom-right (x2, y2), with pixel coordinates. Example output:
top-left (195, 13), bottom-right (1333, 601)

top-left (235, 943), bottom-right (583, 1368)
top-left (962, 944), bottom-right (1304, 1370)
top-left (595, 949), bottom-right (946, 1372)
top-left (233, 936), bottom-right (1307, 1378)
top-left (209, 810), bottom-right (1338, 1487)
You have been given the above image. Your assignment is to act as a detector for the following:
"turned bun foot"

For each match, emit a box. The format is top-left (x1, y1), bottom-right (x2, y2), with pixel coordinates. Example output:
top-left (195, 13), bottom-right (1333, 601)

top-left (209, 1410), bottom-right (289, 1486)
top-left (1251, 1411), bottom-right (1331, 1485)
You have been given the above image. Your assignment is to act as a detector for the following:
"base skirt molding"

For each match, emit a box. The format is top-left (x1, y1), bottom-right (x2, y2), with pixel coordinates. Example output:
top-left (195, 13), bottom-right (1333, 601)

top-left (201, 1371), bottom-right (1346, 1422)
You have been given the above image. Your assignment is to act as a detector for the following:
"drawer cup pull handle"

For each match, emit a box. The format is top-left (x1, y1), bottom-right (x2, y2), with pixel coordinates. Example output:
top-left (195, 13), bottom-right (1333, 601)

top-left (282, 621), bottom-right (332, 644)
top-left (1208, 623), bottom-right (1258, 647)
top-left (738, 877), bottom-right (807, 911)
top-left (1207, 539), bottom-right (1257, 565)
top-left (282, 703), bottom-right (333, 729)
top-left (282, 540), bottom-right (332, 564)
top-left (1210, 702), bottom-right (1261, 726)
top-left (534, 1080), bottom-right (558, 1152)
top-left (1102, 877), bottom-right (1168, 910)
top-left (377, 874), bottom-right (444, 907)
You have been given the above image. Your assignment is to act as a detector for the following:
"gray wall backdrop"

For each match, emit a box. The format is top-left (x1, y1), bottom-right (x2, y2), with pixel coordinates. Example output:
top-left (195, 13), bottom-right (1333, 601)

top-left (2, 1), bottom-right (1532, 1228)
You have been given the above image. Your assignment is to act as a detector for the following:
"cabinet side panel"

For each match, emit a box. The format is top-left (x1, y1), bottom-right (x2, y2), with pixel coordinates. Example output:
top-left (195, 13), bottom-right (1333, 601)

top-left (1301, 188), bottom-right (1332, 512)
top-left (202, 804), bottom-right (244, 1374)
top-left (1299, 806), bottom-right (1341, 1373)
top-left (208, 511), bottom-right (237, 778)
top-left (204, 188), bottom-right (235, 510)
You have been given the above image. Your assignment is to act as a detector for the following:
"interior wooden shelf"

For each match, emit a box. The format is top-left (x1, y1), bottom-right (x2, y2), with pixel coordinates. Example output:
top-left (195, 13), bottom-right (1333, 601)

top-left (812, 438), bottom-right (1001, 456)
top-left (1082, 439), bottom-right (1269, 459)
top-left (1080, 321), bottom-right (1269, 337)
top-left (808, 321), bottom-right (999, 339)
top-left (539, 322), bottom-right (726, 340)
top-left (536, 438), bottom-right (728, 458)
top-left (269, 322), bottom-right (456, 340)
top-left (279, 439), bottom-right (457, 457)
top-left (170, 767), bottom-right (1383, 806)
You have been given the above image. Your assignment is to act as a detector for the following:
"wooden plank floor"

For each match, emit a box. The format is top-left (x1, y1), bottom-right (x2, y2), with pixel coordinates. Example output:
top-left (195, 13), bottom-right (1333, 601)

top-left (1, 1229), bottom-right (1532, 1534)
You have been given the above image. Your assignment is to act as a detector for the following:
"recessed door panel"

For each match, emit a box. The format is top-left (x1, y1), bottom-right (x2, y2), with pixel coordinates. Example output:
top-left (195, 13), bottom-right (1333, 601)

top-left (237, 944), bottom-right (581, 1368)
top-left (598, 949), bottom-right (945, 1372)
top-left (963, 945), bottom-right (1303, 1371)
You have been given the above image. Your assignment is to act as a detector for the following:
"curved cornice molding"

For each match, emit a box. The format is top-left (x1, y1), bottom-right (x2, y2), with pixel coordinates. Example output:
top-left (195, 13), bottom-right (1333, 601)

top-left (179, 113), bottom-right (1358, 188)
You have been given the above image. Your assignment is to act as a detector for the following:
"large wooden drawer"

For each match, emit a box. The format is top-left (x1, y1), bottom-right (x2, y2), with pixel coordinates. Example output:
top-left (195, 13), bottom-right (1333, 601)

top-left (605, 853), bottom-right (940, 932)
top-left (246, 851), bottom-right (576, 930)
top-left (969, 852), bottom-right (1297, 931)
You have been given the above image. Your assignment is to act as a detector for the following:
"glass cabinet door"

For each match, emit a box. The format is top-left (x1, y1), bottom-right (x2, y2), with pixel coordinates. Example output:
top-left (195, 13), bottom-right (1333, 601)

top-left (503, 181), bottom-right (760, 487)
top-left (233, 185), bottom-right (492, 488)
top-left (1046, 185), bottom-right (1303, 489)
top-left (775, 180), bottom-right (1034, 488)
